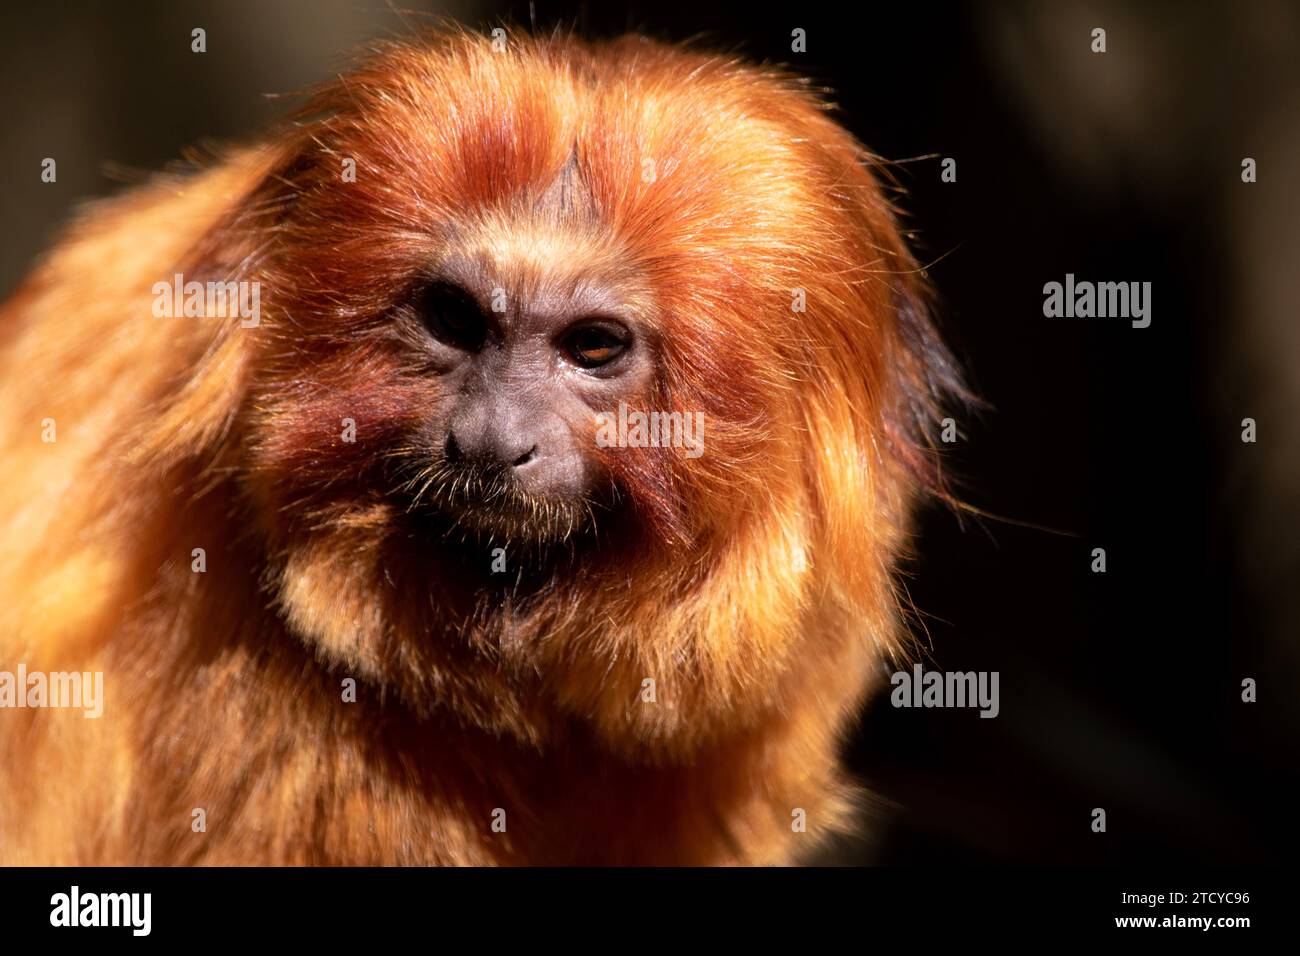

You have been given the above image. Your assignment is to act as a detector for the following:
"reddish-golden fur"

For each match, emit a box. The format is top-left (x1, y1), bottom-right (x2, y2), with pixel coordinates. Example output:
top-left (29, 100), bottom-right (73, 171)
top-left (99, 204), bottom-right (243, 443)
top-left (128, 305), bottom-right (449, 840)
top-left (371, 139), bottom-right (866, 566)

top-left (0, 30), bottom-right (960, 864)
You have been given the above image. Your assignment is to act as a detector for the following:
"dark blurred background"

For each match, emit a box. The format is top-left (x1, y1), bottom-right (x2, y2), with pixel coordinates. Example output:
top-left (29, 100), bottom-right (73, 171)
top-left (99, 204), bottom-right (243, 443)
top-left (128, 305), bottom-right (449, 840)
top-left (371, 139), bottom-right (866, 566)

top-left (2, 0), bottom-right (1296, 864)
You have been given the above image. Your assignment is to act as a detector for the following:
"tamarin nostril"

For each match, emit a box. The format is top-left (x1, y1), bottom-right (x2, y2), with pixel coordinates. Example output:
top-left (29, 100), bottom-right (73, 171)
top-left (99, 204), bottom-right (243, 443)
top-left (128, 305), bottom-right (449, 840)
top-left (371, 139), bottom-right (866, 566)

top-left (512, 446), bottom-right (538, 468)
top-left (444, 432), bottom-right (462, 462)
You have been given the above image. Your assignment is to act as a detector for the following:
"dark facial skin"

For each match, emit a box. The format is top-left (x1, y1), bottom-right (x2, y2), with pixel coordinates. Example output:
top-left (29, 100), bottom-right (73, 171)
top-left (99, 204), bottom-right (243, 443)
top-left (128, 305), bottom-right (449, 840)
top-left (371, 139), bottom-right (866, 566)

top-left (396, 255), bottom-right (655, 542)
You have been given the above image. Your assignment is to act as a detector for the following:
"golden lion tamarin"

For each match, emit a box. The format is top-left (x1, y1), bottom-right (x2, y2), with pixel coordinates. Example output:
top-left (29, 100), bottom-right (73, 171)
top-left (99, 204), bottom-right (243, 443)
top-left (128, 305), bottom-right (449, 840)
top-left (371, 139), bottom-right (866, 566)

top-left (0, 29), bottom-right (962, 865)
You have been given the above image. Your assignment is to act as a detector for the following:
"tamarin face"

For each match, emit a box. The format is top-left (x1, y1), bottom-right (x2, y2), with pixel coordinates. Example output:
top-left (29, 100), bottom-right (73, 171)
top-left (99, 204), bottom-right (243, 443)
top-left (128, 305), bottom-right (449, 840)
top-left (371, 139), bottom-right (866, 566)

top-left (405, 270), bottom-right (652, 537)
top-left (166, 31), bottom-right (961, 750)
top-left (376, 199), bottom-right (661, 545)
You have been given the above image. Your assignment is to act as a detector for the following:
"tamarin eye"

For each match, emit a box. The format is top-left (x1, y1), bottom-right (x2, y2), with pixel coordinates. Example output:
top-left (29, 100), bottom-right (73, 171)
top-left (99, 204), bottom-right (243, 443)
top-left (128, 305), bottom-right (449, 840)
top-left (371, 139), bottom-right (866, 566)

top-left (419, 282), bottom-right (485, 350)
top-left (563, 323), bottom-right (629, 368)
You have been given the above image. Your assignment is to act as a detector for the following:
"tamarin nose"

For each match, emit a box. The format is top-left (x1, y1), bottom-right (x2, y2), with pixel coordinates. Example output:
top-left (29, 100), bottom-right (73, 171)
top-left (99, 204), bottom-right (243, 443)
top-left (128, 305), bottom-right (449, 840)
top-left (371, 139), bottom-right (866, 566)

top-left (445, 427), bottom-right (538, 473)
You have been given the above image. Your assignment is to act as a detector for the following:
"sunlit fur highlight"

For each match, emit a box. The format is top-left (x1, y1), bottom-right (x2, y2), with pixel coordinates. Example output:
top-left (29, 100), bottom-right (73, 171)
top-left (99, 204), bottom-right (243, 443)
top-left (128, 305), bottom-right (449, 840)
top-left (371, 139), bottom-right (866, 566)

top-left (0, 29), bottom-right (963, 865)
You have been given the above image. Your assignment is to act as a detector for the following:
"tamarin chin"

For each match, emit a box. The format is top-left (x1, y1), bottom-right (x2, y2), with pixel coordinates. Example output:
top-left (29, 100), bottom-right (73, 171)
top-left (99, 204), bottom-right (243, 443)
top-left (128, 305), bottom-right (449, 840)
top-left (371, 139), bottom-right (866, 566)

top-left (0, 29), bottom-right (964, 865)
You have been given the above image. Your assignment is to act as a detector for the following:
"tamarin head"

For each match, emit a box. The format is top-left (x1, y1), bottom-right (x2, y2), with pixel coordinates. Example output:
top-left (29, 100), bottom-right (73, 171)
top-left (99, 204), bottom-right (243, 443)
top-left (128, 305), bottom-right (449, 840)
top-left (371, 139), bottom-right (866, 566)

top-left (154, 30), bottom-right (963, 756)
